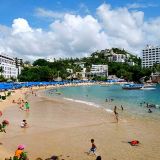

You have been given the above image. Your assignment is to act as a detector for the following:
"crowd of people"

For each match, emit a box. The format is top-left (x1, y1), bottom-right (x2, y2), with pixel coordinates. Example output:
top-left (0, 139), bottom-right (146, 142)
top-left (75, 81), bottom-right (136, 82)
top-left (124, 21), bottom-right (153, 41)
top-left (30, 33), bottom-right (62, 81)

top-left (1, 87), bottom-right (140, 160)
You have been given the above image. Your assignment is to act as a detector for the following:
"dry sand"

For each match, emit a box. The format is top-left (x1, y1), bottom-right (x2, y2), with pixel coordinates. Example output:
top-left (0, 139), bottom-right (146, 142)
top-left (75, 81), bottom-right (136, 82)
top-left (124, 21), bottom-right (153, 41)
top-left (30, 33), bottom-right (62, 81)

top-left (0, 87), bottom-right (160, 160)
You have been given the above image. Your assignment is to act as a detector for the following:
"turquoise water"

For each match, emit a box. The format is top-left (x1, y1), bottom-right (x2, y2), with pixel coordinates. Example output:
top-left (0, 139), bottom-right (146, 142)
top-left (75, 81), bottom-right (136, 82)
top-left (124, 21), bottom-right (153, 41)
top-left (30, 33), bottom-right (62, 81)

top-left (47, 84), bottom-right (160, 119)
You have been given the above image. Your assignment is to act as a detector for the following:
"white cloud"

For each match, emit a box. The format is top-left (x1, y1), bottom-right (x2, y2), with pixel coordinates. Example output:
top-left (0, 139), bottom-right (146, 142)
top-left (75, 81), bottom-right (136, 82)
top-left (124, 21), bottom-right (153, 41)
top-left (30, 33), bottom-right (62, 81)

top-left (35, 8), bottom-right (65, 19)
top-left (12, 18), bottom-right (33, 34)
top-left (127, 3), bottom-right (158, 9)
top-left (0, 3), bottom-right (160, 60)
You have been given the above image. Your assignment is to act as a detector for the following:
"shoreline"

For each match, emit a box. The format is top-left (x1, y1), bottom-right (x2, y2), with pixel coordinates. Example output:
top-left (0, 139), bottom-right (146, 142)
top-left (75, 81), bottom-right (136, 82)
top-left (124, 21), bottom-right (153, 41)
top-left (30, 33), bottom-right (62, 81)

top-left (0, 83), bottom-right (160, 159)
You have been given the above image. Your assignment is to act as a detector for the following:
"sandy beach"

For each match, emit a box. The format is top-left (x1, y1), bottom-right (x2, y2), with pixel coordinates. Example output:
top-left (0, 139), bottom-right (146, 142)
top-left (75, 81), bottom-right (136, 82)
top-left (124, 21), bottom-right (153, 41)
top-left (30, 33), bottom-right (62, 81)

top-left (1, 86), bottom-right (160, 160)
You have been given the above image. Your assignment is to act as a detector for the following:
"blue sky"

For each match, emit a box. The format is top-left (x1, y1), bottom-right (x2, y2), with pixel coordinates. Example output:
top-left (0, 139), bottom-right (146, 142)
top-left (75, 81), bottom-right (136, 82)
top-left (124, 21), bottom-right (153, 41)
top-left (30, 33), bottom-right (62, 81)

top-left (0, 0), bottom-right (160, 28)
top-left (0, 0), bottom-right (160, 60)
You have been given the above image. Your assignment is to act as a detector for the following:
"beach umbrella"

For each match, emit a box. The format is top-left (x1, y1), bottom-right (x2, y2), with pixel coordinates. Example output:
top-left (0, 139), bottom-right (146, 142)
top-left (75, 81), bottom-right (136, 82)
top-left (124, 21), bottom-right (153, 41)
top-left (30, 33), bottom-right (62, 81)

top-left (18, 144), bottom-right (25, 150)
top-left (0, 111), bottom-right (2, 116)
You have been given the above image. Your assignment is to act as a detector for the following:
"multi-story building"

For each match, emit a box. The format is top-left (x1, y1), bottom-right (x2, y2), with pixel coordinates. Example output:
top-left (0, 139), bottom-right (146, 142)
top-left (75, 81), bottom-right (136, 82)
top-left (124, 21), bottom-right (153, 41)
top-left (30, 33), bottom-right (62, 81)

top-left (142, 45), bottom-right (160, 68)
top-left (0, 53), bottom-right (22, 79)
top-left (90, 64), bottom-right (108, 77)
top-left (108, 53), bottom-right (127, 62)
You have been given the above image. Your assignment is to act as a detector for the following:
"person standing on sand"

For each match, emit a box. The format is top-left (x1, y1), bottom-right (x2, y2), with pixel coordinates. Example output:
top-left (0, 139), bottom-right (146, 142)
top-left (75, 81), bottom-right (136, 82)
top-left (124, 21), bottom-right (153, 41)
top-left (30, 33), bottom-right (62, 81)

top-left (114, 106), bottom-right (118, 123)
top-left (25, 102), bottom-right (30, 112)
top-left (88, 139), bottom-right (97, 155)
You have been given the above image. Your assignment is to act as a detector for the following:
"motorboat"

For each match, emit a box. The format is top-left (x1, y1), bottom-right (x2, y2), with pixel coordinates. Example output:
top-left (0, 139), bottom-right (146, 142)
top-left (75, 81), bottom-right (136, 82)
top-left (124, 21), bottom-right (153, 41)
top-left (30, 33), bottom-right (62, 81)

top-left (122, 84), bottom-right (143, 90)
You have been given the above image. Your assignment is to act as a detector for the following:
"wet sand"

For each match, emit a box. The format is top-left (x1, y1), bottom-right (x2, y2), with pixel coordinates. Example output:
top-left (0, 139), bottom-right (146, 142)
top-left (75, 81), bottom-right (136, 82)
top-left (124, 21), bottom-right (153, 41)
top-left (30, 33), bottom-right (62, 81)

top-left (0, 88), bottom-right (160, 160)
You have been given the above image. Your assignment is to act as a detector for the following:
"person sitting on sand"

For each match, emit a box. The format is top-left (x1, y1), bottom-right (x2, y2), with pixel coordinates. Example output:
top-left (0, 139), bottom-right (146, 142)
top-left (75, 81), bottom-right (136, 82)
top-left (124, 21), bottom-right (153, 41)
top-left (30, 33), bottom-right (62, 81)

top-left (0, 120), bottom-right (9, 133)
top-left (88, 139), bottom-right (97, 155)
top-left (20, 120), bottom-right (28, 128)
top-left (13, 145), bottom-right (28, 160)
top-left (128, 140), bottom-right (140, 146)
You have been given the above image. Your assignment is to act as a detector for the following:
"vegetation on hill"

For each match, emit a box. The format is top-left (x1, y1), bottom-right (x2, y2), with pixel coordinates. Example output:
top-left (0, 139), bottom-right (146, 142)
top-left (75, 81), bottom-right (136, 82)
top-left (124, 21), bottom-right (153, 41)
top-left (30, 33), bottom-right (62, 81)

top-left (18, 48), bottom-right (157, 82)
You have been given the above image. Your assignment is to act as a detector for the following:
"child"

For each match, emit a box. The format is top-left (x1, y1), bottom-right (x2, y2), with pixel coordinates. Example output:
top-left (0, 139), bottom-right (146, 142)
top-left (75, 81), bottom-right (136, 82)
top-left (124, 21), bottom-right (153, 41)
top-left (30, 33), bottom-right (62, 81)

top-left (25, 102), bottom-right (30, 112)
top-left (88, 139), bottom-right (97, 155)
top-left (20, 120), bottom-right (28, 128)
top-left (13, 145), bottom-right (28, 160)
top-left (0, 120), bottom-right (9, 133)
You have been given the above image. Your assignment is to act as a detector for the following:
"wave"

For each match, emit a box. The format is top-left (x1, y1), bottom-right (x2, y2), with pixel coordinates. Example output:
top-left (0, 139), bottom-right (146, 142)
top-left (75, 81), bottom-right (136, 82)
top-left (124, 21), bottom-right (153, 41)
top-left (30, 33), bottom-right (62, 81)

top-left (63, 97), bottom-right (100, 108)
top-left (63, 97), bottom-right (113, 113)
top-left (105, 109), bottom-right (113, 113)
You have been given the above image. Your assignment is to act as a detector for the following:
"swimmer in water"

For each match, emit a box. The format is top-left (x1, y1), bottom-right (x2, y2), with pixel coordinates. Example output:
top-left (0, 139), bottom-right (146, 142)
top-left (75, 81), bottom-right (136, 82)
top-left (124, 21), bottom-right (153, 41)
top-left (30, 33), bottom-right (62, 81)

top-left (121, 105), bottom-right (124, 111)
top-left (148, 109), bottom-right (152, 113)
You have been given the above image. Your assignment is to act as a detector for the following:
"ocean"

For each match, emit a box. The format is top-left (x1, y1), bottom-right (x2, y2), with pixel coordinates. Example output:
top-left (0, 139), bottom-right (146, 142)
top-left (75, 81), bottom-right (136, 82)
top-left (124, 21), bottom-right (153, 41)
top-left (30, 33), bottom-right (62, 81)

top-left (47, 84), bottom-right (160, 119)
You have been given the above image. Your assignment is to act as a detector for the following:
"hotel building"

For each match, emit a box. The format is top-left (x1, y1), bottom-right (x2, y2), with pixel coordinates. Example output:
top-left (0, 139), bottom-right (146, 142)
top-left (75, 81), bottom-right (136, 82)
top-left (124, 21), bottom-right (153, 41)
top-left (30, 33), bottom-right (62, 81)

top-left (142, 45), bottom-right (160, 68)
top-left (90, 64), bottom-right (108, 77)
top-left (0, 53), bottom-right (23, 79)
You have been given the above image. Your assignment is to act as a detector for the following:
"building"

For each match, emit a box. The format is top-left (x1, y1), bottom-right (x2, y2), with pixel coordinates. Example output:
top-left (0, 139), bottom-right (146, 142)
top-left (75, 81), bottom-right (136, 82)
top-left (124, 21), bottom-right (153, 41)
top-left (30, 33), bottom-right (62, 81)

top-left (0, 53), bottom-right (22, 79)
top-left (151, 72), bottom-right (160, 83)
top-left (90, 65), bottom-right (108, 77)
top-left (46, 57), bottom-right (55, 62)
top-left (74, 62), bottom-right (85, 69)
top-left (66, 68), bottom-right (73, 74)
top-left (142, 45), bottom-right (160, 68)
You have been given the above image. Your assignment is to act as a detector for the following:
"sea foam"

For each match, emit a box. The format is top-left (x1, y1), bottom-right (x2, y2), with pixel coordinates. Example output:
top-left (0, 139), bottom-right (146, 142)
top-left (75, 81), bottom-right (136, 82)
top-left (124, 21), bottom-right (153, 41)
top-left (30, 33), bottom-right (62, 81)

top-left (63, 97), bottom-right (100, 108)
top-left (63, 97), bottom-right (113, 113)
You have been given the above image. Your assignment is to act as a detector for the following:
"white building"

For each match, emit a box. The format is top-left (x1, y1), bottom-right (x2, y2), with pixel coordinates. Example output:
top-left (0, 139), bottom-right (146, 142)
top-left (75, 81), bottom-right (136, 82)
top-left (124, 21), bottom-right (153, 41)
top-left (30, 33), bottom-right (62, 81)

top-left (46, 57), bottom-right (55, 62)
top-left (108, 53), bottom-right (128, 62)
top-left (90, 65), bottom-right (108, 77)
top-left (142, 45), bottom-right (160, 68)
top-left (74, 62), bottom-right (85, 68)
top-left (0, 53), bottom-right (22, 79)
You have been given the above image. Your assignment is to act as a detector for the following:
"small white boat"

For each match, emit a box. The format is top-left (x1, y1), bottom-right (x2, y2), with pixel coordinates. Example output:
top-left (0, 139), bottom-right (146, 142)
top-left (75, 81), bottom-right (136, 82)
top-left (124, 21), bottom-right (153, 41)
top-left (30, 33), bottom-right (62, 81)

top-left (141, 83), bottom-right (156, 90)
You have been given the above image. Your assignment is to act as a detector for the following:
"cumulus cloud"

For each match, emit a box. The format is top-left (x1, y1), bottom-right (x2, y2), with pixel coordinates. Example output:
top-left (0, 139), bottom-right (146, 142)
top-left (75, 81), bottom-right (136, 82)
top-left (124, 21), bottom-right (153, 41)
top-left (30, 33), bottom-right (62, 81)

top-left (12, 18), bottom-right (33, 34)
top-left (0, 3), bottom-right (160, 60)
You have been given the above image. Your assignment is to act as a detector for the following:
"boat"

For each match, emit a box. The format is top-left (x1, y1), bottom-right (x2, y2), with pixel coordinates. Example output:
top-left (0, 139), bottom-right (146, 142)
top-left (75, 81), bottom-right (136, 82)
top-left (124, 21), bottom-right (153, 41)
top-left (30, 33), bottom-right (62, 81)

top-left (143, 83), bottom-right (156, 88)
top-left (141, 83), bottom-right (156, 90)
top-left (122, 84), bottom-right (143, 90)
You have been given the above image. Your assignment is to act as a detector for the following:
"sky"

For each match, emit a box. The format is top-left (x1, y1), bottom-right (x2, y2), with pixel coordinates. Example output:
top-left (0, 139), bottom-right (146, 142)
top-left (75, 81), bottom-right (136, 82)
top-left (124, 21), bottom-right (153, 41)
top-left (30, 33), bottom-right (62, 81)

top-left (0, 0), bottom-right (160, 60)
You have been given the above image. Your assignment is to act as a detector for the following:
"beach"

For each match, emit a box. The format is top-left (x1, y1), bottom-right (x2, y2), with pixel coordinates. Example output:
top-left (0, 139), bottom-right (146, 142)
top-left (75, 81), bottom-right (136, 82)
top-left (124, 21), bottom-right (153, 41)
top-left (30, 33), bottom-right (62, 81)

top-left (0, 85), bottom-right (160, 160)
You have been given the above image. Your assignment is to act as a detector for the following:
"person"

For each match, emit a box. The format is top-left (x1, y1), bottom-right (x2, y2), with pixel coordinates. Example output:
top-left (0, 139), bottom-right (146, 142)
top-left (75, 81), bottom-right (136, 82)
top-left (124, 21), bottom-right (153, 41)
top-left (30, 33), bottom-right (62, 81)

top-left (148, 109), bottom-right (152, 113)
top-left (121, 105), bottom-right (123, 111)
top-left (13, 145), bottom-right (28, 160)
top-left (20, 120), bottom-right (28, 128)
top-left (146, 103), bottom-right (149, 108)
top-left (88, 139), bottom-right (97, 155)
top-left (96, 156), bottom-right (102, 160)
top-left (19, 103), bottom-right (24, 110)
top-left (0, 111), bottom-right (2, 117)
top-left (0, 120), bottom-right (9, 133)
top-left (25, 102), bottom-right (30, 112)
top-left (128, 140), bottom-right (140, 146)
top-left (114, 106), bottom-right (117, 114)
top-left (114, 106), bottom-right (118, 123)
